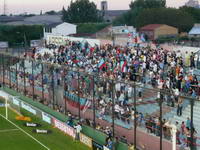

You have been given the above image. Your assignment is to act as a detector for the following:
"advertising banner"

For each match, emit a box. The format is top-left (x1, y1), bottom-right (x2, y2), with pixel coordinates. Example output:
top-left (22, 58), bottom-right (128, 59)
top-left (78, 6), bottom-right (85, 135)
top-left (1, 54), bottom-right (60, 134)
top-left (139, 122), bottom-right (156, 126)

top-left (53, 118), bottom-right (76, 138)
top-left (42, 112), bottom-right (51, 124)
top-left (21, 102), bottom-right (36, 115)
top-left (80, 133), bottom-right (92, 148)
top-left (92, 140), bottom-right (104, 150)
top-left (47, 35), bottom-right (100, 47)
top-left (12, 97), bottom-right (20, 106)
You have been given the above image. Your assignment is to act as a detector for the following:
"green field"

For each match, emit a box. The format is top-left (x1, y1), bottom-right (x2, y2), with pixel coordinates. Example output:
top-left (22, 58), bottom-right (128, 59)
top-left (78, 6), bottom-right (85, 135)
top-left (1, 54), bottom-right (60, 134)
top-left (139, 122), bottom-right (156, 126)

top-left (0, 107), bottom-right (90, 150)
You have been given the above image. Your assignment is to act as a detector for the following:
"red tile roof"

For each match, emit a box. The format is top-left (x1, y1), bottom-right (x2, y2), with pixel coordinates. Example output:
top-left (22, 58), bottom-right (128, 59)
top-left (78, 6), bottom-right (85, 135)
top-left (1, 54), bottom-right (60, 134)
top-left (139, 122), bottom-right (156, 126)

top-left (140, 24), bottom-right (163, 31)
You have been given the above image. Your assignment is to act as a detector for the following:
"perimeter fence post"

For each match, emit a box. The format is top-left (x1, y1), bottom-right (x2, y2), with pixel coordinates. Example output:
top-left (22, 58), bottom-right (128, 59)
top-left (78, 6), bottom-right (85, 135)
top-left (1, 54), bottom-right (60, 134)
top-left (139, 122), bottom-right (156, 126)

top-left (133, 83), bottom-right (137, 149)
top-left (32, 60), bottom-right (35, 101)
top-left (15, 57), bottom-right (18, 92)
top-left (41, 62), bottom-right (44, 101)
top-left (23, 58), bottom-right (26, 95)
top-left (92, 75), bottom-right (96, 128)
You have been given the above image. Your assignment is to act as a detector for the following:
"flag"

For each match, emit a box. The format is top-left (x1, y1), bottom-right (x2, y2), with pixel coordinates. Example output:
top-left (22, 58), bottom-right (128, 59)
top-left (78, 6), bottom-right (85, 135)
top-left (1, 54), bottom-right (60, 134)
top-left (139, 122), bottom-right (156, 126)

top-left (72, 59), bottom-right (79, 64)
top-left (82, 99), bottom-right (91, 113)
top-left (134, 36), bottom-right (138, 43)
top-left (120, 61), bottom-right (127, 72)
top-left (123, 29), bottom-right (129, 33)
top-left (133, 33), bottom-right (142, 44)
top-left (72, 58), bottom-right (79, 67)
top-left (90, 47), bottom-right (95, 53)
top-left (140, 34), bottom-right (146, 42)
top-left (98, 59), bottom-right (106, 70)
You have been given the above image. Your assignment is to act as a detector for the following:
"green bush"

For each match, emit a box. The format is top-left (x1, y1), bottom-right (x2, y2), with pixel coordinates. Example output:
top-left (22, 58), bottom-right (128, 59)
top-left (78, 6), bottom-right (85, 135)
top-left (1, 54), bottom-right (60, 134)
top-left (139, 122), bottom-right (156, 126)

top-left (77, 23), bottom-right (110, 34)
top-left (156, 36), bottom-right (178, 44)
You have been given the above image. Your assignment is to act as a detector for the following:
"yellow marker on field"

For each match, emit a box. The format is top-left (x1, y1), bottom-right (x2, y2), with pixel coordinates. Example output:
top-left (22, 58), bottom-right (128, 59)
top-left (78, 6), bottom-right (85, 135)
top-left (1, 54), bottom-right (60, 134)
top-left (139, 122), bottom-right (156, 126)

top-left (16, 116), bottom-right (31, 122)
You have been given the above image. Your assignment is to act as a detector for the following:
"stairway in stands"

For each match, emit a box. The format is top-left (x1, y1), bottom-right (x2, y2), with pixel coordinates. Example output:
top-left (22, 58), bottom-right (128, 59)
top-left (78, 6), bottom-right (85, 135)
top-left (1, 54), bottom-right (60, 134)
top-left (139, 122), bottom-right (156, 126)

top-left (164, 99), bottom-right (200, 147)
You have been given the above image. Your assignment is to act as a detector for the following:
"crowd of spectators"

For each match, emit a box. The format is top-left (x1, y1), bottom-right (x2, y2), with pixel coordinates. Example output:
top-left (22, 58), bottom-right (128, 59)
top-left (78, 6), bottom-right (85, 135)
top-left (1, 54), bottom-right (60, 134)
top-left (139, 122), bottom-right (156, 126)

top-left (2, 39), bottom-right (200, 149)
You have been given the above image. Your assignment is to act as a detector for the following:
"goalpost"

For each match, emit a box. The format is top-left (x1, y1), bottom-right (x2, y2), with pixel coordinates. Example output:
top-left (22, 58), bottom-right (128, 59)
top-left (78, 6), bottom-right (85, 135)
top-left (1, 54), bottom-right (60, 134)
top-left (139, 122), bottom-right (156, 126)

top-left (5, 96), bottom-right (7, 119)
top-left (0, 95), bottom-right (17, 120)
top-left (0, 95), bottom-right (21, 120)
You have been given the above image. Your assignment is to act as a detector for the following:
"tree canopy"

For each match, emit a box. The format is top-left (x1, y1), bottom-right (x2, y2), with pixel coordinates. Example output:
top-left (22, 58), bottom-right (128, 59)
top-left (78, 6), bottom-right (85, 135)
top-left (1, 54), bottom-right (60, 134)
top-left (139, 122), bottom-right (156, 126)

top-left (113, 0), bottom-right (196, 32)
top-left (180, 6), bottom-right (200, 23)
top-left (135, 8), bottom-right (195, 32)
top-left (62, 0), bottom-right (102, 23)
top-left (129, 0), bottom-right (166, 9)
top-left (114, 0), bottom-right (166, 27)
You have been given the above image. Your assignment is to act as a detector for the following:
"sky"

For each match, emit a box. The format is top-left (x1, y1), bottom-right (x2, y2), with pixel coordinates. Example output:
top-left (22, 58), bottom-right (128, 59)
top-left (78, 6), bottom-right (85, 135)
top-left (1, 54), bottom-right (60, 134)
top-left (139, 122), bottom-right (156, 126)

top-left (0, 0), bottom-right (191, 15)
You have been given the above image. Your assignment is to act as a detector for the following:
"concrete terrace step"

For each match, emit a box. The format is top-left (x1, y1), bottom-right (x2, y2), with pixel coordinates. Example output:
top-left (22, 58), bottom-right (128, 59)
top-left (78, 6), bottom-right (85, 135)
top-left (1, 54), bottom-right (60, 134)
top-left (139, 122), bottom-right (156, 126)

top-left (174, 115), bottom-right (200, 124)
top-left (184, 107), bottom-right (200, 113)
top-left (182, 110), bottom-right (200, 119)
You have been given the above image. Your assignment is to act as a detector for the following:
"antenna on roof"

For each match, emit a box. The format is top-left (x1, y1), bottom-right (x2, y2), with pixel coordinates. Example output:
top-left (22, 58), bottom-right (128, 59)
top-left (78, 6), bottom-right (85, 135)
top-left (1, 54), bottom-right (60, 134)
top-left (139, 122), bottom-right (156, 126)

top-left (3, 0), bottom-right (7, 15)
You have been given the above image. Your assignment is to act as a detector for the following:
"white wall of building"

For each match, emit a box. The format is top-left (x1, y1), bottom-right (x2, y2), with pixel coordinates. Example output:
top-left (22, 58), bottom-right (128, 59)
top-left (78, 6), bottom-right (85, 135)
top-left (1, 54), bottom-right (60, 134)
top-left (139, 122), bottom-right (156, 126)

top-left (46, 35), bottom-right (100, 47)
top-left (44, 22), bottom-right (77, 38)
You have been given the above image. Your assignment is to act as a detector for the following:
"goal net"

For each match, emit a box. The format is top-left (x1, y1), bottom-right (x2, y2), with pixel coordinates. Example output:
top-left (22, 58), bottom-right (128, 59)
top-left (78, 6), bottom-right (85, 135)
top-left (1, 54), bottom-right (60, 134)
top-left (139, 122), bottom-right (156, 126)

top-left (0, 95), bottom-right (21, 120)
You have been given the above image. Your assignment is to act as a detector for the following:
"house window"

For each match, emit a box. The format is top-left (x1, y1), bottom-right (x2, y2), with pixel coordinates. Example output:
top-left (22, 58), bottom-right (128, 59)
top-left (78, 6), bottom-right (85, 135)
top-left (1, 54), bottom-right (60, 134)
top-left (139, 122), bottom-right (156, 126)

top-left (45, 27), bottom-right (52, 33)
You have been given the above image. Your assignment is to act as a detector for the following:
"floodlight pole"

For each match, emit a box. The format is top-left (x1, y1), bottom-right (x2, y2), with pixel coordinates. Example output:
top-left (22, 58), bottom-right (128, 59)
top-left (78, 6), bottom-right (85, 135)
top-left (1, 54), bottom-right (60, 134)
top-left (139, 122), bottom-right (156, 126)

top-left (133, 83), bottom-right (137, 149)
top-left (111, 80), bottom-right (115, 140)
top-left (15, 57), bottom-right (18, 92)
top-left (78, 71), bottom-right (81, 121)
top-left (23, 59), bottom-right (26, 95)
top-left (92, 75), bottom-right (96, 128)
top-left (64, 68), bottom-right (67, 115)
top-left (51, 67), bottom-right (55, 110)
top-left (191, 98), bottom-right (194, 150)
top-left (159, 90), bottom-right (163, 150)
top-left (41, 63), bottom-right (44, 101)
top-left (8, 56), bottom-right (11, 88)
top-left (2, 54), bottom-right (5, 87)
top-left (32, 60), bottom-right (35, 101)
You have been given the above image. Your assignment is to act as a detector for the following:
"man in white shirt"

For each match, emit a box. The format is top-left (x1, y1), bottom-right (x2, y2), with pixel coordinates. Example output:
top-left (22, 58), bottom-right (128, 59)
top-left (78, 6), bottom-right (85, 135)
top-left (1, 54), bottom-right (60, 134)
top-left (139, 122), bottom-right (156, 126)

top-left (173, 88), bottom-right (179, 102)
top-left (74, 123), bottom-right (82, 140)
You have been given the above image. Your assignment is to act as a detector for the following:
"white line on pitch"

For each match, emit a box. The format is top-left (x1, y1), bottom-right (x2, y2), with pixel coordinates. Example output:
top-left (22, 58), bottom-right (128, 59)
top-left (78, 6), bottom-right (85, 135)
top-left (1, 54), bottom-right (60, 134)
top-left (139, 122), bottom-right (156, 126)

top-left (0, 114), bottom-right (50, 150)
top-left (0, 129), bottom-right (19, 133)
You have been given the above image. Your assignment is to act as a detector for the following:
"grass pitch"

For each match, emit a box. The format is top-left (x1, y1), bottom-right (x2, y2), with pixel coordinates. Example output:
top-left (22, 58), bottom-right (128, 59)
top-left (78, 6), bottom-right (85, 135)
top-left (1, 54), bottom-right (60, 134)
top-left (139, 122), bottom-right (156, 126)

top-left (0, 107), bottom-right (90, 150)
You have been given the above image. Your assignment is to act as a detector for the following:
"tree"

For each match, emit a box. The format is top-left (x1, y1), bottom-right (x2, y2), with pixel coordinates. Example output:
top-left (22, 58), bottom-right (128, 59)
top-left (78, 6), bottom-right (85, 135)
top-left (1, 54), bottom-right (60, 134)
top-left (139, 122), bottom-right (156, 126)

top-left (45, 10), bottom-right (57, 15)
top-left (129, 0), bottom-right (166, 9)
top-left (62, 0), bottom-right (101, 23)
top-left (135, 8), bottom-right (195, 32)
top-left (180, 6), bottom-right (200, 23)
top-left (113, 8), bottom-right (142, 26)
top-left (114, 0), bottom-right (166, 27)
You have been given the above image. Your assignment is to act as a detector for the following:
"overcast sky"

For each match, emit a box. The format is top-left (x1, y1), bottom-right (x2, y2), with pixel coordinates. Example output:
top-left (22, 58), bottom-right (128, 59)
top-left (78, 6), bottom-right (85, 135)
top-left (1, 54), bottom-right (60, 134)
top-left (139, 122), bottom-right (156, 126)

top-left (1, 0), bottom-right (190, 15)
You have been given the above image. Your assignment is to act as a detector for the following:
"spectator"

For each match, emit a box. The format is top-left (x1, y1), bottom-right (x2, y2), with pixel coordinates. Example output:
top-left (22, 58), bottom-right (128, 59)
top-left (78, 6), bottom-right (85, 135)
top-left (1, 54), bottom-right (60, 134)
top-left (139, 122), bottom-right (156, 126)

top-left (74, 122), bottom-right (82, 140)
